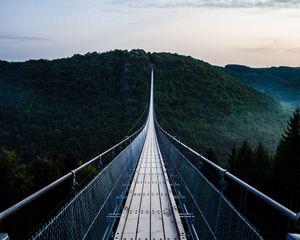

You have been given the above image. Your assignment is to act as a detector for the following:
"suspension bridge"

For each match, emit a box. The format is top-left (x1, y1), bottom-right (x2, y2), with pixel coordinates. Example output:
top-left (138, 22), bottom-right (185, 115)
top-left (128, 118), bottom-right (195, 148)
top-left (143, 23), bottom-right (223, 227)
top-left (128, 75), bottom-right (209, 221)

top-left (0, 68), bottom-right (299, 240)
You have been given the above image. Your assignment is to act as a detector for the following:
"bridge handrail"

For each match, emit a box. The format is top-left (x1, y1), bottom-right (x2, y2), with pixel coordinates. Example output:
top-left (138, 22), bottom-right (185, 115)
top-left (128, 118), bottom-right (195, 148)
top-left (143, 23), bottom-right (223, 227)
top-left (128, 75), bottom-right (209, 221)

top-left (156, 122), bottom-right (300, 228)
top-left (0, 123), bottom-right (145, 225)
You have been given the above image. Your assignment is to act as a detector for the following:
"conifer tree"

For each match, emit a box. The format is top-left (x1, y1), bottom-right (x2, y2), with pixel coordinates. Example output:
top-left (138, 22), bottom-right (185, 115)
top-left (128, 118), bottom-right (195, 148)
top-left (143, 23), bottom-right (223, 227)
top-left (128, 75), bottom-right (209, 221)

top-left (253, 142), bottom-right (269, 189)
top-left (228, 145), bottom-right (237, 171)
top-left (274, 108), bottom-right (300, 211)
top-left (233, 141), bottom-right (253, 182)
top-left (0, 148), bottom-right (32, 210)
top-left (204, 147), bottom-right (219, 164)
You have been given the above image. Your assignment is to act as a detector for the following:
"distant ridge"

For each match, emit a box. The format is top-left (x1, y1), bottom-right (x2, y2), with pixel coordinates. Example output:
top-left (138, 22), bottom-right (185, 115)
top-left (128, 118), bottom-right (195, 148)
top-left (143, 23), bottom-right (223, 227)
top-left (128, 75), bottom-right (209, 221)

top-left (223, 64), bottom-right (300, 109)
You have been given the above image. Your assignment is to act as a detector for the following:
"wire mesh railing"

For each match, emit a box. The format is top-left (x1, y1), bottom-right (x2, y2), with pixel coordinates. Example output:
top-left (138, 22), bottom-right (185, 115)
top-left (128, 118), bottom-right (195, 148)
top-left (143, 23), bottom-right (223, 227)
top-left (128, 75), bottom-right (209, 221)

top-left (156, 119), bottom-right (300, 239)
top-left (30, 123), bottom-right (147, 240)
top-left (156, 124), bottom-right (264, 240)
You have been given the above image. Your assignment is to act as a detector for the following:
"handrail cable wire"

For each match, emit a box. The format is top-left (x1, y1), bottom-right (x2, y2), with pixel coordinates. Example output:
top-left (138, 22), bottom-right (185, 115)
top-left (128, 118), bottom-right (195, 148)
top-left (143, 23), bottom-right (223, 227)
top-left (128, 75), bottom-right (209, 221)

top-left (125, 103), bottom-right (149, 136)
top-left (0, 117), bottom-right (146, 225)
top-left (156, 121), bottom-right (300, 228)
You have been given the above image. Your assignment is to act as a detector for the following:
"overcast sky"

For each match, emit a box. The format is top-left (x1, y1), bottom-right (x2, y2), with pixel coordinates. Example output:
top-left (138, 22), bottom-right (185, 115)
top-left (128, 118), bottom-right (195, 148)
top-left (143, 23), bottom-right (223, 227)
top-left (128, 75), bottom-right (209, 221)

top-left (1, 0), bottom-right (300, 66)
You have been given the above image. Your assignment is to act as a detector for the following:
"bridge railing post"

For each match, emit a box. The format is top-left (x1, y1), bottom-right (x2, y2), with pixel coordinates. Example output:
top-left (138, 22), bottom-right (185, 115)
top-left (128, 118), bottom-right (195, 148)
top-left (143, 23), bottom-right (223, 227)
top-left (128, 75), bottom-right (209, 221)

top-left (0, 233), bottom-right (9, 240)
top-left (71, 170), bottom-right (78, 194)
top-left (219, 171), bottom-right (227, 193)
top-left (98, 156), bottom-right (103, 171)
top-left (287, 233), bottom-right (300, 240)
top-left (197, 156), bottom-right (204, 170)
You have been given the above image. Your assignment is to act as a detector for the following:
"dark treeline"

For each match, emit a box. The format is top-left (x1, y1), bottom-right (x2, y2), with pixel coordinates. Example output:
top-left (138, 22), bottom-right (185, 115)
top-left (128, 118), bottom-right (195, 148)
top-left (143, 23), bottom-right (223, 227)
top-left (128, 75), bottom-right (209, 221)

top-left (206, 108), bottom-right (300, 239)
top-left (227, 108), bottom-right (300, 212)
top-left (0, 149), bottom-right (94, 212)
top-left (0, 147), bottom-right (101, 239)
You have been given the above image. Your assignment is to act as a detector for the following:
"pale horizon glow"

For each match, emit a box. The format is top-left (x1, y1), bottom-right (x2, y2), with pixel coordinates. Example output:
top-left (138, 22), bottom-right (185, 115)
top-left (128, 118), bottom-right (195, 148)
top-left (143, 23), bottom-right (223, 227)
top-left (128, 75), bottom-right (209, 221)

top-left (1, 0), bottom-right (300, 67)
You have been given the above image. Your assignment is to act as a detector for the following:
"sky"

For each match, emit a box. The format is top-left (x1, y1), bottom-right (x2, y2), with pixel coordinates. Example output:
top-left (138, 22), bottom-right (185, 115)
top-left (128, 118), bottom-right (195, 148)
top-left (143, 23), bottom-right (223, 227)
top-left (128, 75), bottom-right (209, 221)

top-left (0, 0), bottom-right (300, 67)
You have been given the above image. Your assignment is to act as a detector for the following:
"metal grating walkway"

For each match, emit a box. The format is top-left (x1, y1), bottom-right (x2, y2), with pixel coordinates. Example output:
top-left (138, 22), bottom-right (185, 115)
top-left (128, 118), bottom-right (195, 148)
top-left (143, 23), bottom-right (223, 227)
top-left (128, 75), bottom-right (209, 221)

top-left (114, 69), bottom-right (186, 240)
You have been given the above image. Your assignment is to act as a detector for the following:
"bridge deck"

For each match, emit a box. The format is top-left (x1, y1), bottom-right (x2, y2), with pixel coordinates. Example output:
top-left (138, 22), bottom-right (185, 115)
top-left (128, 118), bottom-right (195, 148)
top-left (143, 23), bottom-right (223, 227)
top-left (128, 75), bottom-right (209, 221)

top-left (114, 123), bottom-right (186, 240)
top-left (114, 68), bottom-right (186, 240)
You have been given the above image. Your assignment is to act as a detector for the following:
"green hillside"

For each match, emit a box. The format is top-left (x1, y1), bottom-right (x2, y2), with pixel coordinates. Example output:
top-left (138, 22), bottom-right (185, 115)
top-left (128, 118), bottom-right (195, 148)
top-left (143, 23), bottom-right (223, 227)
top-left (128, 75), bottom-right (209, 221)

top-left (0, 50), bottom-right (288, 165)
top-left (152, 53), bottom-right (288, 160)
top-left (223, 64), bottom-right (300, 109)
top-left (0, 50), bottom-right (150, 161)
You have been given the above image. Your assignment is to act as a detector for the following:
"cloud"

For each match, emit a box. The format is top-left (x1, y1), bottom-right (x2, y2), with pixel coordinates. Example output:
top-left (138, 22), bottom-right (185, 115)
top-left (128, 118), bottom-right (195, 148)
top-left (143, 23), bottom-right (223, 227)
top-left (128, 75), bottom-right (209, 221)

top-left (238, 46), bottom-right (300, 54)
top-left (0, 33), bottom-right (51, 41)
top-left (286, 47), bottom-right (300, 53)
top-left (99, 7), bottom-right (131, 14)
top-left (110, 0), bottom-right (300, 8)
top-left (238, 47), bottom-right (279, 53)
top-left (285, 13), bottom-right (300, 18)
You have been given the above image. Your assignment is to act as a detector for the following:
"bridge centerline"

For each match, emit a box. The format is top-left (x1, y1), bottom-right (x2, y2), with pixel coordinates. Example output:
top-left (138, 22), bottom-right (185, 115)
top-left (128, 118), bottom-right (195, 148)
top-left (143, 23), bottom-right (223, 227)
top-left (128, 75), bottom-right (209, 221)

top-left (114, 69), bottom-right (186, 239)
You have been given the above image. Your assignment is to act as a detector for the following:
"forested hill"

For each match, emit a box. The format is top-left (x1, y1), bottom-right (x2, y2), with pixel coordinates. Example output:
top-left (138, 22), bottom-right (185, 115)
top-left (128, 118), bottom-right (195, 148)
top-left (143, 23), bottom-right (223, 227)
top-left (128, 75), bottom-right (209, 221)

top-left (0, 50), bottom-right (150, 161)
top-left (152, 53), bottom-right (288, 159)
top-left (222, 64), bottom-right (300, 109)
top-left (0, 50), bottom-right (287, 164)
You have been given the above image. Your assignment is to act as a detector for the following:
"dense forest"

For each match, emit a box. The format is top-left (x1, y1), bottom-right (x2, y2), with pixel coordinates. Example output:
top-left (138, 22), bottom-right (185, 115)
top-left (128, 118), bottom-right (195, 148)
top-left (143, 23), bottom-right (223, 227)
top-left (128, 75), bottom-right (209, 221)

top-left (0, 50), bottom-right (289, 208)
top-left (246, 108), bottom-right (300, 212)
top-left (225, 108), bottom-right (300, 239)
top-left (0, 50), bottom-right (150, 162)
top-left (222, 64), bottom-right (300, 109)
top-left (152, 53), bottom-right (288, 159)
top-left (0, 50), bottom-right (296, 239)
